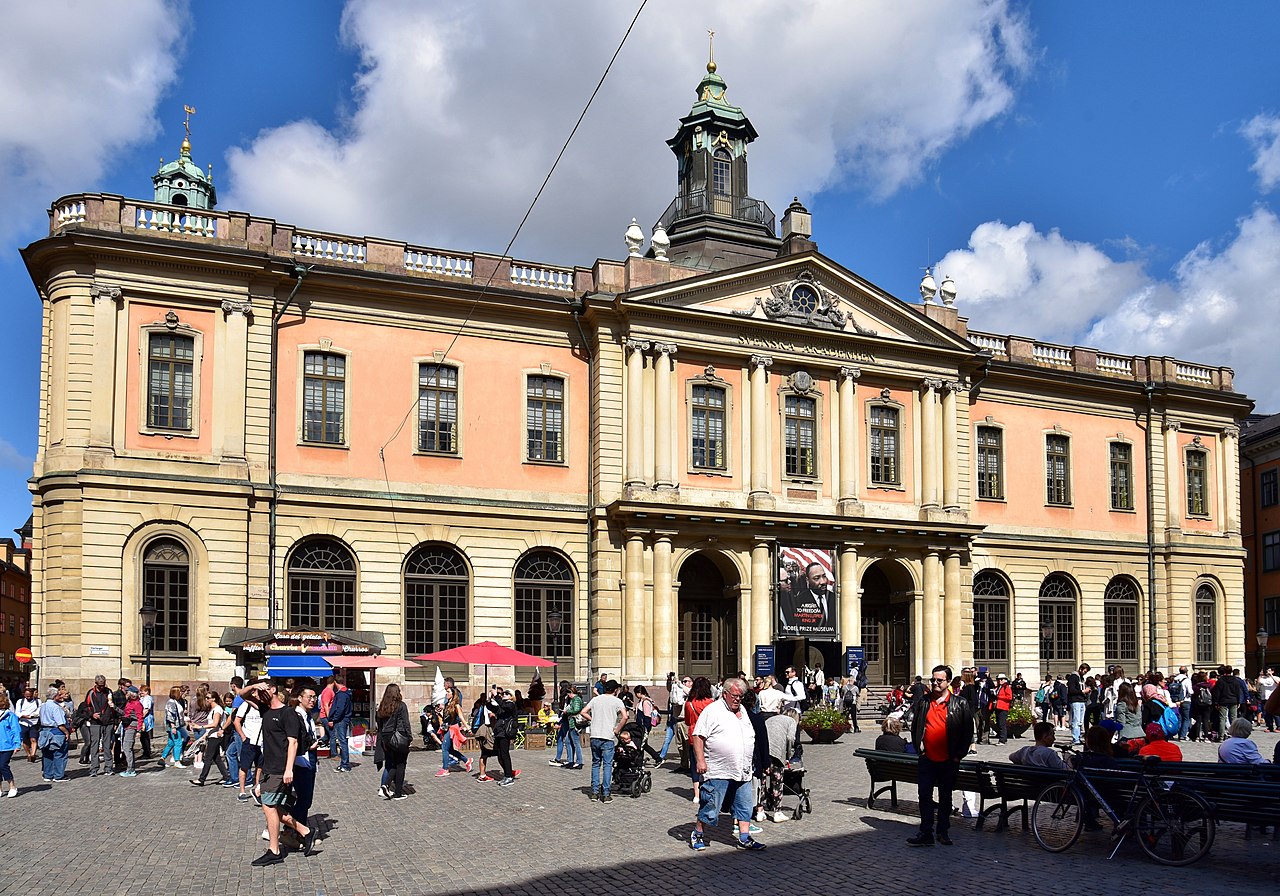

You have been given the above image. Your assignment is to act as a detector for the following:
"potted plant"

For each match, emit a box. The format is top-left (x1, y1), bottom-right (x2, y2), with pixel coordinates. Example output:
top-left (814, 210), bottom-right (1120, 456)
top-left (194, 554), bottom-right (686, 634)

top-left (992, 701), bottom-right (1035, 739)
top-left (799, 705), bottom-right (851, 744)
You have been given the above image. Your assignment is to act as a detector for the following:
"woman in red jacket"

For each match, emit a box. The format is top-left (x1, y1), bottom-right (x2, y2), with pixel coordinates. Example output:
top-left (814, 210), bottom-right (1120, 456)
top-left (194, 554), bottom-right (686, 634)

top-left (683, 677), bottom-right (714, 804)
top-left (992, 674), bottom-right (1014, 744)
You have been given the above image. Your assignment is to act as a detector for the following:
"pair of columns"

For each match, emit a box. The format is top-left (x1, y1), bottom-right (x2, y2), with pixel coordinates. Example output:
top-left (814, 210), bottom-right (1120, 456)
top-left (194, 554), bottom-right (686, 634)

top-left (623, 532), bottom-right (675, 680)
top-left (919, 548), bottom-right (965, 672)
top-left (624, 339), bottom-right (678, 490)
top-left (921, 379), bottom-right (963, 511)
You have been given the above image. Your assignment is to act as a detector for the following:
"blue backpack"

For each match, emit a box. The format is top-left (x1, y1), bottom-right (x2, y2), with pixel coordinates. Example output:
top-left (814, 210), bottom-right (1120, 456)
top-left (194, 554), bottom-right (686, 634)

top-left (1153, 699), bottom-right (1180, 737)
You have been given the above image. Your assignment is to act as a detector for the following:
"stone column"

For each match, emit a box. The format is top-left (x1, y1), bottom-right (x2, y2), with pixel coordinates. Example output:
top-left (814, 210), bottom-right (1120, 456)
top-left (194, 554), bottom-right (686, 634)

top-left (1221, 425), bottom-right (1240, 535)
top-left (750, 539), bottom-right (773, 652)
top-left (749, 355), bottom-right (774, 509)
top-left (838, 544), bottom-right (860, 649)
top-left (651, 534), bottom-right (675, 680)
top-left (920, 380), bottom-right (942, 509)
top-left (624, 338), bottom-right (650, 488)
top-left (88, 284), bottom-right (122, 449)
top-left (653, 343), bottom-right (677, 490)
top-left (942, 382), bottom-right (961, 511)
top-left (837, 366), bottom-right (860, 511)
top-left (922, 549), bottom-right (942, 669)
top-left (1164, 420), bottom-right (1182, 531)
top-left (943, 550), bottom-right (963, 669)
top-left (217, 300), bottom-right (252, 460)
top-left (624, 534), bottom-right (647, 680)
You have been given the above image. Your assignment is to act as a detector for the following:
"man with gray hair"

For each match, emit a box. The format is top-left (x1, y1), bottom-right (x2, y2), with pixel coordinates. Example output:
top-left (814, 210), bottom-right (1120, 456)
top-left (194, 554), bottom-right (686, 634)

top-left (85, 675), bottom-right (118, 776)
top-left (689, 677), bottom-right (766, 852)
top-left (1218, 718), bottom-right (1270, 764)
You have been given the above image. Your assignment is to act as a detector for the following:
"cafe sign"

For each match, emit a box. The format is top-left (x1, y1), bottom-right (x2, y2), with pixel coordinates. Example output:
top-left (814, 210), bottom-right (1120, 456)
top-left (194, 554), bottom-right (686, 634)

top-left (239, 630), bottom-right (375, 656)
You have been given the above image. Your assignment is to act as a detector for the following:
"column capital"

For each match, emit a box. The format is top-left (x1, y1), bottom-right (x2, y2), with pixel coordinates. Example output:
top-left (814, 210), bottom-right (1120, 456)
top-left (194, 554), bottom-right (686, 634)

top-left (922, 377), bottom-right (946, 392)
top-left (623, 337), bottom-right (651, 354)
top-left (220, 299), bottom-right (254, 318)
top-left (652, 342), bottom-right (678, 356)
top-left (942, 380), bottom-right (966, 393)
top-left (89, 283), bottom-right (122, 303)
top-left (1222, 424), bottom-right (1240, 439)
top-left (749, 354), bottom-right (773, 370)
top-left (1163, 418), bottom-right (1181, 433)
top-left (838, 365), bottom-right (861, 382)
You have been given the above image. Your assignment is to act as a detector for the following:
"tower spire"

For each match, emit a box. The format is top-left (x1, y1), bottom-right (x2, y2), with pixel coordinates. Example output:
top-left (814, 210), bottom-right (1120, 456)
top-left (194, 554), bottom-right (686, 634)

top-left (707, 29), bottom-right (716, 73)
top-left (181, 104), bottom-right (196, 155)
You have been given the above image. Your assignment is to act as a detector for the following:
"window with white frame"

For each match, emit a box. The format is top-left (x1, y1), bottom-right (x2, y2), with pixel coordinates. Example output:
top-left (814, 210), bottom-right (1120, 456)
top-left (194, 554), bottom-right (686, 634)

top-left (302, 352), bottom-right (346, 445)
top-left (690, 384), bottom-right (727, 471)
top-left (526, 375), bottom-right (565, 462)
top-left (1045, 434), bottom-right (1071, 505)
top-left (147, 332), bottom-right (194, 431)
top-left (1109, 442), bottom-right (1134, 511)
top-left (784, 394), bottom-right (817, 477)
top-left (976, 426), bottom-right (1003, 499)
top-left (869, 405), bottom-right (900, 485)
top-left (1195, 584), bottom-right (1216, 665)
top-left (1186, 449), bottom-right (1208, 516)
top-left (418, 364), bottom-right (459, 454)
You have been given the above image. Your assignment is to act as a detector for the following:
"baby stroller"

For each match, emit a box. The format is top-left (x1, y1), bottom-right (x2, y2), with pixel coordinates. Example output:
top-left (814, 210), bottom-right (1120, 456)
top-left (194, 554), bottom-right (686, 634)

top-left (612, 723), bottom-right (653, 798)
top-left (779, 758), bottom-right (812, 821)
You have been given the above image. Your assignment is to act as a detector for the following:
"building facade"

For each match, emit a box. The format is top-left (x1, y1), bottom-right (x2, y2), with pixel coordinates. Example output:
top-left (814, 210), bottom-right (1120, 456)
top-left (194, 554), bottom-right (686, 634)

top-left (24, 65), bottom-right (1252, 699)
top-left (0, 529), bottom-right (33, 689)
top-left (1242, 412), bottom-right (1280, 674)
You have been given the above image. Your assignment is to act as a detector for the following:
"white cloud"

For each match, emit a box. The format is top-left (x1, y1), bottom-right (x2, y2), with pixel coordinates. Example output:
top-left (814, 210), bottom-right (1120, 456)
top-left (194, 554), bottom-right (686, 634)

top-left (1242, 113), bottom-right (1280, 192)
top-left (936, 209), bottom-right (1280, 411)
top-left (0, 0), bottom-right (187, 240)
top-left (0, 436), bottom-right (32, 474)
top-left (222, 0), bottom-right (1033, 263)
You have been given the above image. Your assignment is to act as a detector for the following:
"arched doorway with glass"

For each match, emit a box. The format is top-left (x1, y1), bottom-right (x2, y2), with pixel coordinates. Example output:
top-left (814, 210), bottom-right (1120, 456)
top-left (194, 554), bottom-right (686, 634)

top-left (676, 552), bottom-right (741, 682)
top-left (859, 559), bottom-right (915, 686)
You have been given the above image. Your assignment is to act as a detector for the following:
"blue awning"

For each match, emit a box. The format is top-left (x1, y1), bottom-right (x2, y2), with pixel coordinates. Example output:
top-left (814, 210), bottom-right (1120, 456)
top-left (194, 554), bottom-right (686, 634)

top-left (265, 655), bottom-right (333, 678)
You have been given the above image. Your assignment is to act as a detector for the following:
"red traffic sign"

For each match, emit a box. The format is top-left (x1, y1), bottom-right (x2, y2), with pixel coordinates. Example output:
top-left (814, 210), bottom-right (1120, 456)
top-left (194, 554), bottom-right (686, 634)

top-left (15, 647), bottom-right (32, 664)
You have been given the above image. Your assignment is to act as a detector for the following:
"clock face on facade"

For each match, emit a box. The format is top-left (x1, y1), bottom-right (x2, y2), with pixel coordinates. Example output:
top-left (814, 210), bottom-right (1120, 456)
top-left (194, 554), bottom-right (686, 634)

top-left (791, 285), bottom-right (818, 315)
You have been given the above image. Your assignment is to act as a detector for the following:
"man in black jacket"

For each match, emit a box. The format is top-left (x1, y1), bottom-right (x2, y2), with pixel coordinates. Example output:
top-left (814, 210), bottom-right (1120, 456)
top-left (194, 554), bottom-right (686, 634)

top-left (1214, 664), bottom-right (1242, 734)
top-left (1066, 663), bottom-right (1090, 745)
top-left (908, 665), bottom-right (974, 847)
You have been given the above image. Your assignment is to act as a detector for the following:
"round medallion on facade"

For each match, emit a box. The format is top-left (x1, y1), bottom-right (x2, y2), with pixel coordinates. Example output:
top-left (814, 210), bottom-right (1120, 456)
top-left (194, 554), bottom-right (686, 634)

top-left (791, 284), bottom-right (819, 315)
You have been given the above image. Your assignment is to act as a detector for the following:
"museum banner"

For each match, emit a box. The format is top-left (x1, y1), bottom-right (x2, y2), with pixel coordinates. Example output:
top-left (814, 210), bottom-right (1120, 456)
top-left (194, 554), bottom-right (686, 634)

top-left (777, 545), bottom-right (837, 640)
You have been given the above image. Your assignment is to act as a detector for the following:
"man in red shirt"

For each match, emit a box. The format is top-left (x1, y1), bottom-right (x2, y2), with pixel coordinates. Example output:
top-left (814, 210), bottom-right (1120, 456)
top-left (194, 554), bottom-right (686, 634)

top-left (908, 664), bottom-right (974, 847)
top-left (992, 674), bottom-right (1014, 744)
top-left (1135, 722), bottom-right (1182, 762)
top-left (317, 679), bottom-right (336, 748)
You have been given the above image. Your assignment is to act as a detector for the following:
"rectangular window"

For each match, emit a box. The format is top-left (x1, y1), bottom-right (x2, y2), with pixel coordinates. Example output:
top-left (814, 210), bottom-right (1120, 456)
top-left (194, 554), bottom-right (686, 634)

top-left (1264, 531), bottom-right (1280, 573)
top-left (1186, 450), bottom-right (1208, 516)
top-left (1262, 469), bottom-right (1279, 508)
top-left (784, 395), bottom-right (816, 477)
top-left (1104, 603), bottom-right (1138, 666)
top-left (1045, 434), bottom-right (1071, 505)
top-left (1265, 597), bottom-right (1280, 637)
top-left (690, 384), bottom-right (727, 470)
top-left (526, 375), bottom-right (564, 462)
top-left (712, 156), bottom-right (731, 197)
top-left (18, 619), bottom-right (24, 638)
top-left (972, 599), bottom-right (1008, 662)
top-left (869, 406), bottom-right (900, 485)
top-left (1109, 443), bottom-right (1134, 510)
top-left (146, 333), bottom-right (194, 430)
top-left (302, 352), bottom-right (346, 444)
top-left (1195, 599), bottom-right (1215, 665)
top-left (975, 426), bottom-right (1003, 499)
top-left (417, 364), bottom-right (458, 454)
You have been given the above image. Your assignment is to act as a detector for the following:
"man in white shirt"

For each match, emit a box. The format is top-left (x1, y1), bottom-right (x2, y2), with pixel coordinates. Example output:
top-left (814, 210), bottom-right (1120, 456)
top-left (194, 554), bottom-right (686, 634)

top-left (16, 686), bottom-right (41, 762)
top-left (689, 677), bottom-right (765, 852)
top-left (1259, 667), bottom-right (1278, 733)
top-left (659, 675), bottom-right (691, 763)
top-left (579, 679), bottom-right (625, 803)
top-left (780, 667), bottom-right (806, 714)
top-left (756, 679), bottom-right (785, 715)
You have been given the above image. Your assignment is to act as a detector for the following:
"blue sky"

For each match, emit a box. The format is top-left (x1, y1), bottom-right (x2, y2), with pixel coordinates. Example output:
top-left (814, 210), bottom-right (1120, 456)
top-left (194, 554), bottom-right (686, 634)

top-left (1, 1), bottom-right (1278, 533)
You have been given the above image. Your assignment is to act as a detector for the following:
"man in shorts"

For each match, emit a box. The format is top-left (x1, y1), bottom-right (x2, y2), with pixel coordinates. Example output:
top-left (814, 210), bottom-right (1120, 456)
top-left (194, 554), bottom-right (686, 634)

top-left (689, 677), bottom-right (765, 852)
top-left (233, 682), bottom-right (264, 803)
top-left (242, 681), bottom-right (316, 866)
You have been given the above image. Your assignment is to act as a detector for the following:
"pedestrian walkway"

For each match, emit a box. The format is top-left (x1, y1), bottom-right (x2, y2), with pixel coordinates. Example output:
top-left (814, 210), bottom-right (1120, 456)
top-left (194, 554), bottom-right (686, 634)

top-left (0, 729), bottom-right (1276, 895)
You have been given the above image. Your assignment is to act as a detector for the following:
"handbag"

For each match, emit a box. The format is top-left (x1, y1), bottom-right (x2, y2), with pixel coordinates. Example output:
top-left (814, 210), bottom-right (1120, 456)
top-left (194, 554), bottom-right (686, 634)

top-left (450, 724), bottom-right (466, 750)
top-left (381, 707), bottom-right (411, 752)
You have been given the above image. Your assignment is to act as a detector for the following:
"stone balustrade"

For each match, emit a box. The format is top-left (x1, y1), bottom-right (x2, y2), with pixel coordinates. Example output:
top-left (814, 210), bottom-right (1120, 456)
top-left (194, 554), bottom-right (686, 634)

top-left (510, 262), bottom-right (574, 291)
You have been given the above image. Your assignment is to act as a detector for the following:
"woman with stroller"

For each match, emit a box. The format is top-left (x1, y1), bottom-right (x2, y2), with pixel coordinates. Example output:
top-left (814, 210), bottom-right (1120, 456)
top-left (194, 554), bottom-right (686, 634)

top-left (631, 685), bottom-right (663, 765)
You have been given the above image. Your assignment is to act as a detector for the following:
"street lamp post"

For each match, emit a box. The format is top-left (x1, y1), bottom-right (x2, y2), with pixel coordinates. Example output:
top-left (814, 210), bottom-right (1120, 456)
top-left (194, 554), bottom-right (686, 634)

top-left (1257, 628), bottom-right (1269, 679)
top-left (1040, 623), bottom-right (1054, 676)
top-left (139, 603), bottom-right (158, 691)
top-left (547, 610), bottom-right (563, 707)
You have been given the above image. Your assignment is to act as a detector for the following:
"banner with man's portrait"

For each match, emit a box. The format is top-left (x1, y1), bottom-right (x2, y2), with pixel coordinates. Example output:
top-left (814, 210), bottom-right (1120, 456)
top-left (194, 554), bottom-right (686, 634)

top-left (776, 545), bottom-right (837, 640)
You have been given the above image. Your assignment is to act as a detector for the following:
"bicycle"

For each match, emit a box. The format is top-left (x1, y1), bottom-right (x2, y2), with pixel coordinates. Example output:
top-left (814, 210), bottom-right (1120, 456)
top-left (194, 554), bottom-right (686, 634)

top-left (1030, 747), bottom-right (1215, 866)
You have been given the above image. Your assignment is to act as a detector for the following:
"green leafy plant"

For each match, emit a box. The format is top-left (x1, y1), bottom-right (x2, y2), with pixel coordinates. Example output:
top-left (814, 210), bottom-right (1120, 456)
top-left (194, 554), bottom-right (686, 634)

top-left (799, 705), bottom-right (851, 731)
top-left (1005, 701), bottom-right (1034, 726)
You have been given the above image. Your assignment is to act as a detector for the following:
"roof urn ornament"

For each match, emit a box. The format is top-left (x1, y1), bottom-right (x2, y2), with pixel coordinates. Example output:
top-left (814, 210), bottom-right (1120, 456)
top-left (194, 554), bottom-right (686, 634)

top-left (920, 268), bottom-right (937, 304)
top-left (651, 224), bottom-right (670, 261)
top-left (625, 218), bottom-right (645, 257)
top-left (939, 274), bottom-right (957, 306)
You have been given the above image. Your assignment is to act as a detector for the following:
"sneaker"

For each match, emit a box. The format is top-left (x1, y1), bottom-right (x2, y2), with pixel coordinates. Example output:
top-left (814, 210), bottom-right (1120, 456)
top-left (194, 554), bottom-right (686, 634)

top-left (600, 791), bottom-right (612, 802)
top-left (251, 790), bottom-right (262, 807)
top-left (5, 787), bottom-right (16, 797)
top-left (512, 769), bottom-right (521, 778)
top-left (250, 850), bottom-right (284, 867)
top-left (41, 778), bottom-right (53, 783)
top-left (379, 784), bottom-right (391, 800)
top-left (936, 833), bottom-right (953, 846)
top-left (392, 793), bottom-right (409, 800)
top-left (734, 836), bottom-right (766, 851)
top-left (689, 831), bottom-right (708, 851)
top-left (336, 766), bottom-right (350, 773)
top-left (587, 789), bottom-right (599, 801)
top-left (748, 823), bottom-right (763, 835)
top-left (906, 833), bottom-right (935, 847)
top-left (771, 811), bottom-right (789, 823)
top-left (465, 758), bottom-right (473, 772)
top-left (498, 777), bottom-right (515, 787)
top-left (302, 828), bottom-right (318, 857)
top-left (476, 774), bottom-right (494, 782)
top-left (548, 759), bottom-right (564, 766)
top-left (754, 808), bottom-right (766, 822)
top-left (220, 780), bottom-right (237, 787)
top-left (237, 792), bottom-right (251, 802)
top-left (189, 779), bottom-right (205, 786)
top-left (261, 829), bottom-right (270, 841)
top-left (434, 769), bottom-right (450, 778)
top-left (120, 771), bottom-right (137, 778)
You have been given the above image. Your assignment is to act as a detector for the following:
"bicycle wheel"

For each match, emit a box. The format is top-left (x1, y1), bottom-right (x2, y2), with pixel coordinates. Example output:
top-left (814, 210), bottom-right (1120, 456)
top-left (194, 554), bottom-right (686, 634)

top-left (1134, 789), bottom-right (1215, 866)
top-left (1031, 782), bottom-right (1084, 852)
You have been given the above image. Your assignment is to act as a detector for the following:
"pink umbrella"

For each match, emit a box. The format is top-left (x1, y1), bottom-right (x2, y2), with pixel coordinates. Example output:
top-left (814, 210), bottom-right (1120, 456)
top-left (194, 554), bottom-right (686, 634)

top-left (413, 640), bottom-right (554, 690)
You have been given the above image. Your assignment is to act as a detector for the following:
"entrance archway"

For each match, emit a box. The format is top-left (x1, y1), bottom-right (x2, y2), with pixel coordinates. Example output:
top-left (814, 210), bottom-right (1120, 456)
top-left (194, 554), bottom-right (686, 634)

top-left (860, 560), bottom-right (914, 686)
top-left (676, 552), bottom-right (740, 681)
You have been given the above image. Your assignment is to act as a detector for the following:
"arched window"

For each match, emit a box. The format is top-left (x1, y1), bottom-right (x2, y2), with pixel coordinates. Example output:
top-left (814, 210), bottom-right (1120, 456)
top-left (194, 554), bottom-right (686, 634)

top-left (711, 149), bottom-right (732, 215)
top-left (514, 551), bottom-right (574, 662)
top-left (1104, 577), bottom-right (1140, 668)
top-left (404, 545), bottom-right (468, 655)
top-left (142, 538), bottom-right (190, 653)
top-left (1195, 583), bottom-right (1217, 665)
top-left (972, 571), bottom-right (1009, 665)
top-left (287, 539), bottom-right (356, 630)
top-left (1038, 574), bottom-right (1076, 672)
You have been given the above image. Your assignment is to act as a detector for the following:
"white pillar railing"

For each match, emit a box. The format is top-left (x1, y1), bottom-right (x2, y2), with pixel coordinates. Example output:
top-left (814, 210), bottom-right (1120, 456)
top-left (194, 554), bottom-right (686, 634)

top-left (135, 207), bottom-right (216, 237)
top-left (510, 262), bottom-right (574, 291)
top-left (54, 200), bottom-right (87, 228)
top-left (292, 233), bottom-right (366, 264)
top-left (404, 248), bottom-right (473, 278)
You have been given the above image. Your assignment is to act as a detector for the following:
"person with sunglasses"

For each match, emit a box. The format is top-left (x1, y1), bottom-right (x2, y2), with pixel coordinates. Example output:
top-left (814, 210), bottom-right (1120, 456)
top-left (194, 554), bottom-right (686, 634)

top-left (907, 664), bottom-right (974, 847)
top-left (659, 674), bottom-right (691, 766)
top-left (688, 677), bottom-right (765, 852)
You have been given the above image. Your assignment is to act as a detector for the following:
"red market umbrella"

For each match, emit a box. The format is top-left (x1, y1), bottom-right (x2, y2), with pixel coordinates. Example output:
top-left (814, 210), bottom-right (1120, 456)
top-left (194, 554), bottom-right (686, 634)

top-left (413, 640), bottom-right (554, 690)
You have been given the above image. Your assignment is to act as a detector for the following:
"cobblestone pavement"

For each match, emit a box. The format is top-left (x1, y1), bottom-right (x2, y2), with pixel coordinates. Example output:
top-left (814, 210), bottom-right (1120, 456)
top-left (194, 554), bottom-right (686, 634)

top-left (0, 727), bottom-right (1276, 896)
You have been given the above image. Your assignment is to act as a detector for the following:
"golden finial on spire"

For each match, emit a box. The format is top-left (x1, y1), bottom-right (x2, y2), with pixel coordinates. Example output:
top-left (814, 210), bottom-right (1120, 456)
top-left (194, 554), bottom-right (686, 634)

top-left (707, 29), bottom-right (716, 73)
top-left (181, 104), bottom-right (196, 154)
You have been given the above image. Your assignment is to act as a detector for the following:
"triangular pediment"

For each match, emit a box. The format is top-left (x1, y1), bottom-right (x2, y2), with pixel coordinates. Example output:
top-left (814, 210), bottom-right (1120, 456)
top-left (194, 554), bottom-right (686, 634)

top-left (621, 252), bottom-right (974, 352)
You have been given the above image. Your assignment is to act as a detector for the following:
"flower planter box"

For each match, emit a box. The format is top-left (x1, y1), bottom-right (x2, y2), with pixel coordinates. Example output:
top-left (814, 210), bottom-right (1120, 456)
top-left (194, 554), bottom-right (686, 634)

top-left (523, 732), bottom-right (547, 750)
top-left (801, 726), bottom-right (848, 745)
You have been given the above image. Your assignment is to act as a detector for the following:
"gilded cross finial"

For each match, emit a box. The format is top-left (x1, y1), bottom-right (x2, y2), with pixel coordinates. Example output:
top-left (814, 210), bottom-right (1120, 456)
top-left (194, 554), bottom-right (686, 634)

top-left (181, 104), bottom-right (196, 155)
top-left (707, 29), bottom-right (716, 73)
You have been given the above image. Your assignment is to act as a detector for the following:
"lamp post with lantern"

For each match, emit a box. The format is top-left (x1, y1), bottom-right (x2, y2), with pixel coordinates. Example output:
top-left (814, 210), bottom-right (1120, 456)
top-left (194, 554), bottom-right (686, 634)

top-left (1257, 628), bottom-right (1269, 679)
top-left (1040, 622), bottom-right (1054, 677)
top-left (139, 602), bottom-right (158, 690)
top-left (547, 609), bottom-right (563, 707)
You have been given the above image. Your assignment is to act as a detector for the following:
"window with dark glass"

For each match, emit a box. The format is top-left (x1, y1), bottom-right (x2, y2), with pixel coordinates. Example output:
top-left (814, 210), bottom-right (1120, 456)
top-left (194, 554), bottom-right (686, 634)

top-left (418, 364), bottom-right (458, 454)
top-left (142, 538), bottom-right (189, 653)
top-left (147, 333), bottom-right (194, 430)
top-left (514, 552), bottom-right (574, 661)
top-left (1186, 450), bottom-right (1208, 516)
top-left (1038, 574), bottom-right (1076, 667)
top-left (303, 352), bottom-right (346, 444)
top-left (1262, 469), bottom-right (1279, 508)
top-left (976, 426), bottom-right (1003, 499)
top-left (1103, 578), bottom-right (1139, 668)
top-left (1110, 443), bottom-right (1134, 510)
top-left (691, 384), bottom-right (727, 470)
top-left (1195, 584), bottom-right (1216, 664)
top-left (869, 406), bottom-right (900, 485)
top-left (1264, 531), bottom-right (1280, 573)
top-left (404, 545), bottom-right (468, 656)
top-left (1045, 434), bottom-right (1071, 505)
top-left (287, 539), bottom-right (356, 630)
top-left (784, 395), bottom-right (816, 477)
top-left (972, 572), bottom-right (1009, 663)
top-left (526, 375), bottom-right (564, 462)
top-left (1264, 596), bottom-right (1280, 637)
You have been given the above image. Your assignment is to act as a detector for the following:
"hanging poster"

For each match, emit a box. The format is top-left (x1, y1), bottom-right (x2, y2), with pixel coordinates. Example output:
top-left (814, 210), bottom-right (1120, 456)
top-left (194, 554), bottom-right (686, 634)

top-left (777, 545), bottom-right (838, 640)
